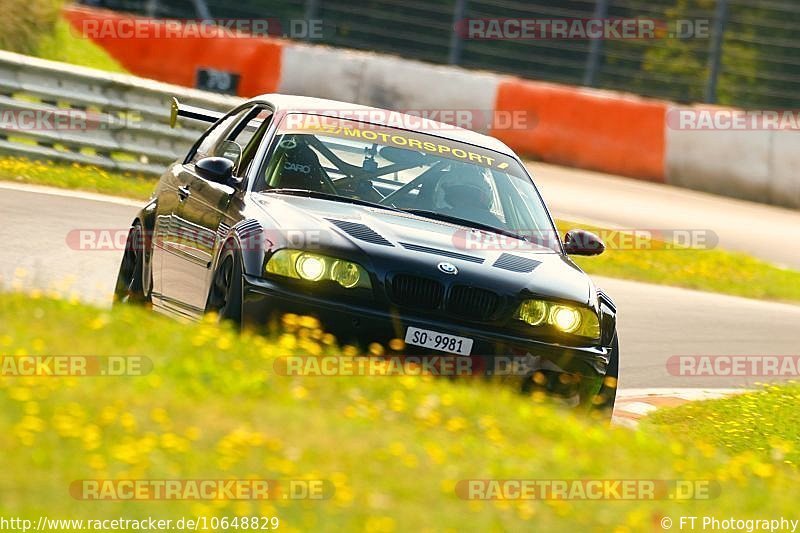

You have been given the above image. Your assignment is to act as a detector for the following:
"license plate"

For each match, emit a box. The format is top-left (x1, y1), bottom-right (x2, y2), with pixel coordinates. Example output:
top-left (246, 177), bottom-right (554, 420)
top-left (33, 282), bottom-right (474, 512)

top-left (404, 327), bottom-right (473, 356)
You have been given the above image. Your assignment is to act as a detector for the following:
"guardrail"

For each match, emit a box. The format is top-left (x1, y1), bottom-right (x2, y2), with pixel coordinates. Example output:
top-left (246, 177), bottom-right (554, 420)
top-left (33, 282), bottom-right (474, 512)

top-left (0, 50), bottom-right (242, 175)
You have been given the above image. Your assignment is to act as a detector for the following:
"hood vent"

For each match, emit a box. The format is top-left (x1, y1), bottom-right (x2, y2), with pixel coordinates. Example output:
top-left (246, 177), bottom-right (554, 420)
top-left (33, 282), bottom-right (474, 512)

top-left (399, 242), bottom-right (484, 264)
top-left (233, 219), bottom-right (262, 241)
top-left (492, 253), bottom-right (541, 273)
top-left (325, 219), bottom-right (394, 247)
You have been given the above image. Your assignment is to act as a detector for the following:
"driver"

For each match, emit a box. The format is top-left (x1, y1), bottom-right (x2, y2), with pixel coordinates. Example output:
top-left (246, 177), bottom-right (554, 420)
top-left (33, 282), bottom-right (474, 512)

top-left (438, 163), bottom-right (503, 228)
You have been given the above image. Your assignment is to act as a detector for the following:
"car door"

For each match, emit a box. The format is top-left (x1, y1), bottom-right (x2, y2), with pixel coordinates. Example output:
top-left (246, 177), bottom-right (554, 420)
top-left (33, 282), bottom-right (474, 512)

top-left (165, 105), bottom-right (274, 317)
top-left (158, 108), bottom-right (249, 316)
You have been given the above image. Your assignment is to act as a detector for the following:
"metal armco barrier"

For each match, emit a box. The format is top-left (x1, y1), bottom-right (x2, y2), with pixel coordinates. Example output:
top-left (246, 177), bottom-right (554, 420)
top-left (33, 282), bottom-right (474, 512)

top-left (0, 50), bottom-right (242, 175)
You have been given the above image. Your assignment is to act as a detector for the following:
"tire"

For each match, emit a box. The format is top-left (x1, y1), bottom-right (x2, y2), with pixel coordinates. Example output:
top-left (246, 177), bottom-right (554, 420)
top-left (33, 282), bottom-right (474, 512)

top-left (206, 246), bottom-right (243, 326)
top-left (590, 332), bottom-right (619, 419)
top-left (113, 223), bottom-right (150, 306)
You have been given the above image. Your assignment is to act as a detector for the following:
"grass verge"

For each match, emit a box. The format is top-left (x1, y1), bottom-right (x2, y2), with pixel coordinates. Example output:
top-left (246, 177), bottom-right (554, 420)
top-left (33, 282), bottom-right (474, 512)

top-left (558, 222), bottom-right (800, 303)
top-left (2, 0), bottom-right (125, 73)
top-left (0, 157), bottom-right (154, 200)
top-left (34, 17), bottom-right (126, 72)
top-left (647, 383), bottom-right (800, 467)
top-left (1, 292), bottom-right (799, 530)
top-left (2, 156), bottom-right (800, 304)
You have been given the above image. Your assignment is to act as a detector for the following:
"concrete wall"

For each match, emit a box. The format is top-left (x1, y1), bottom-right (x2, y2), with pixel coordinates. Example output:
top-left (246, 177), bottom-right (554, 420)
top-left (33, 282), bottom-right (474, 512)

top-left (60, 5), bottom-right (800, 208)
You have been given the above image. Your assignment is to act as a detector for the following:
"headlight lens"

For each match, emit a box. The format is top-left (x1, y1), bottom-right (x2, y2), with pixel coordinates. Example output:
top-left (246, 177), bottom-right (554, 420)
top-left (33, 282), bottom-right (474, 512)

top-left (515, 299), bottom-right (600, 339)
top-left (296, 254), bottom-right (326, 281)
top-left (330, 260), bottom-right (361, 288)
top-left (550, 305), bottom-right (581, 333)
top-left (517, 299), bottom-right (547, 326)
top-left (266, 250), bottom-right (370, 289)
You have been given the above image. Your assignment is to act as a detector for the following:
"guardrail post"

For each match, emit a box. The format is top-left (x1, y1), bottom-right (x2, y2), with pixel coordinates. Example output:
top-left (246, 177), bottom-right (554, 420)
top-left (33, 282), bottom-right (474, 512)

top-left (583, 0), bottom-right (609, 87)
top-left (191, 0), bottom-right (212, 20)
top-left (704, 0), bottom-right (728, 103)
top-left (305, 0), bottom-right (321, 41)
top-left (448, 0), bottom-right (468, 65)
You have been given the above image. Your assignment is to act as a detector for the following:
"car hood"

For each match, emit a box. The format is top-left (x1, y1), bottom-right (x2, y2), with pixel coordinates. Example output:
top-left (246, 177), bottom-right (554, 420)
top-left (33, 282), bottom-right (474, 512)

top-left (252, 193), bottom-right (593, 304)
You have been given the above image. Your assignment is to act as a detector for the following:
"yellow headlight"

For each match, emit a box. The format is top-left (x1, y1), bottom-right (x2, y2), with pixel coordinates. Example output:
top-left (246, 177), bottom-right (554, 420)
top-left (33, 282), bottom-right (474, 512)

top-left (515, 299), bottom-right (600, 339)
top-left (550, 305), bottom-right (581, 333)
top-left (331, 260), bottom-right (361, 288)
top-left (296, 253), bottom-right (326, 281)
top-left (517, 299), bottom-right (547, 326)
top-left (265, 250), bottom-right (371, 290)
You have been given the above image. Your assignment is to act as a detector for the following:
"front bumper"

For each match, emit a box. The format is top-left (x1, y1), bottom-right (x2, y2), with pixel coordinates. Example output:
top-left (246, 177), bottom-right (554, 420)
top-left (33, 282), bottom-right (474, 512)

top-left (243, 275), bottom-right (611, 381)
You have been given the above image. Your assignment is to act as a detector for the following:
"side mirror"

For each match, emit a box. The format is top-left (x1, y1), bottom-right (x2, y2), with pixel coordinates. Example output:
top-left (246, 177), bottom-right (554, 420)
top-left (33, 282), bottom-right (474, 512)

top-left (563, 229), bottom-right (605, 256)
top-left (196, 157), bottom-right (236, 186)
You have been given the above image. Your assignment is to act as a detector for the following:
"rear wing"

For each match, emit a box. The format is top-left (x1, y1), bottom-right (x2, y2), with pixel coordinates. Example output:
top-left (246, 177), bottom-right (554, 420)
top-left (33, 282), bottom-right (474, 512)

top-left (169, 97), bottom-right (224, 128)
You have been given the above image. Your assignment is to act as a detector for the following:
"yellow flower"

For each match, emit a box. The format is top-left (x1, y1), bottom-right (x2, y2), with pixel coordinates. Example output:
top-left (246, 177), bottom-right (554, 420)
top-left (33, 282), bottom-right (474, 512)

top-left (364, 516), bottom-right (395, 533)
top-left (445, 417), bottom-right (467, 432)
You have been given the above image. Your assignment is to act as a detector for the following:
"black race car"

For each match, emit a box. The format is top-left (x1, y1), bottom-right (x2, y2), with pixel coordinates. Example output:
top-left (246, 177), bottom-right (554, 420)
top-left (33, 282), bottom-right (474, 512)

top-left (114, 94), bottom-right (618, 413)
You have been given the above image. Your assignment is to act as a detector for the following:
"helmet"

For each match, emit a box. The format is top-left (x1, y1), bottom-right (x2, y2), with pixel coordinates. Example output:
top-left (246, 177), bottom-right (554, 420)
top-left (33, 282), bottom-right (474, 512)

top-left (439, 163), bottom-right (493, 211)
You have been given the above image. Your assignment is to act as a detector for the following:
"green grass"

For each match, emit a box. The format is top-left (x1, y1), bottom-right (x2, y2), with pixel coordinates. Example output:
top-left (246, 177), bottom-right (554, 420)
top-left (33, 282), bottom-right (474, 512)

top-left (0, 157), bottom-right (154, 200)
top-left (560, 220), bottom-right (800, 303)
top-left (34, 18), bottom-right (126, 72)
top-left (2, 0), bottom-right (126, 73)
top-left (0, 292), bottom-right (799, 530)
top-left (648, 383), bottom-right (800, 467)
top-left (2, 156), bottom-right (800, 304)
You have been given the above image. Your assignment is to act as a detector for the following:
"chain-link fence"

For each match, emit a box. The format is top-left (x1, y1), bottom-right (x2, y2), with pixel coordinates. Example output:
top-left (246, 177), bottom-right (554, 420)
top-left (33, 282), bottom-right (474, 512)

top-left (82, 0), bottom-right (800, 109)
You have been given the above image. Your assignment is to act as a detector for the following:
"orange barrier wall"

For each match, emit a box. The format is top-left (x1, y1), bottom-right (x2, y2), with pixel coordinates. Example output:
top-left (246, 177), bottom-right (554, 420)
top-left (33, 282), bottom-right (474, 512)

top-left (492, 78), bottom-right (666, 182)
top-left (63, 6), bottom-right (283, 97)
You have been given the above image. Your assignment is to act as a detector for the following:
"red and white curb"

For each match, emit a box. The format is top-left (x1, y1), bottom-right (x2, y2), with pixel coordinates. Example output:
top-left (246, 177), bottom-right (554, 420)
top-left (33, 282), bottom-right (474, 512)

top-left (612, 388), bottom-right (747, 428)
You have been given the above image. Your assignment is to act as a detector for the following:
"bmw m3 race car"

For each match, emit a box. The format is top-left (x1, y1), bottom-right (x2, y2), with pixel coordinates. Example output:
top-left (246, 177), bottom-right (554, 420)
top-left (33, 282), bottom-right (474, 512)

top-left (114, 94), bottom-right (618, 413)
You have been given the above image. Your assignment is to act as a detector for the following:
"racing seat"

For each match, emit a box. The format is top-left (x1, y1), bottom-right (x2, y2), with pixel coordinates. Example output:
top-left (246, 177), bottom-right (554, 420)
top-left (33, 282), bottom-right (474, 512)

top-left (276, 144), bottom-right (330, 192)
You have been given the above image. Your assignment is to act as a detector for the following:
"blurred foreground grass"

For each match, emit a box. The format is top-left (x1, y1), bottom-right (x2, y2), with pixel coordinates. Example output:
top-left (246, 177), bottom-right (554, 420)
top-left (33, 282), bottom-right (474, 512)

top-left (3, 156), bottom-right (800, 304)
top-left (1, 292), bottom-right (800, 530)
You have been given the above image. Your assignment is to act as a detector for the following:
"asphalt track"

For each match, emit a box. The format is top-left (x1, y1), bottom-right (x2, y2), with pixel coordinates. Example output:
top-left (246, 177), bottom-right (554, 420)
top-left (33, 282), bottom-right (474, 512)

top-left (530, 162), bottom-right (800, 270)
top-left (1, 179), bottom-right (799, 391)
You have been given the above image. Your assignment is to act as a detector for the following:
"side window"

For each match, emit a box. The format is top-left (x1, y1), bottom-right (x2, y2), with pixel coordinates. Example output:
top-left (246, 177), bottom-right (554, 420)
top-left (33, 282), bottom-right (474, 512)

top-left (221, 108), bottom-right (274, 177)
top-left (189, 107), bottom-right (252, 164)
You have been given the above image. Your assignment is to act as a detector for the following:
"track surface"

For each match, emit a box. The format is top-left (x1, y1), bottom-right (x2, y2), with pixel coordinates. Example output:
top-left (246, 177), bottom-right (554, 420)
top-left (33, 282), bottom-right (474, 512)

top-left (530, 162), bottom-right (800, 269)
top-left (1, 181), bottom-right (799, 390)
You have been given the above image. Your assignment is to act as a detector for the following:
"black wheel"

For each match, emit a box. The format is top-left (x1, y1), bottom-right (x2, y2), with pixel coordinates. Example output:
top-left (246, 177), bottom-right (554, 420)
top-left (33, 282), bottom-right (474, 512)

top-left (113, 223), bottom-right (150, 306)
top-left (590, 332), bottom-right (619, 418)
top-left (206, 247), bottom-right (243, 325)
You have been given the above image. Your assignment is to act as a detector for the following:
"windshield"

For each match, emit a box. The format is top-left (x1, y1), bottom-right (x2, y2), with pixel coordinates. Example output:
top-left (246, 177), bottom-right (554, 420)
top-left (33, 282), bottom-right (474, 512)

top-left (254, 113), bottom-right (559, 251)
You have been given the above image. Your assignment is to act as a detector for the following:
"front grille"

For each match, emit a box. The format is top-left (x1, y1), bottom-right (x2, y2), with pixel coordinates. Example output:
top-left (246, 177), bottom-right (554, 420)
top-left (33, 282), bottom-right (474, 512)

top-left (447, 285), bottom-right (499, 320)
top-left (390, 275), bottom-right (444, 309)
